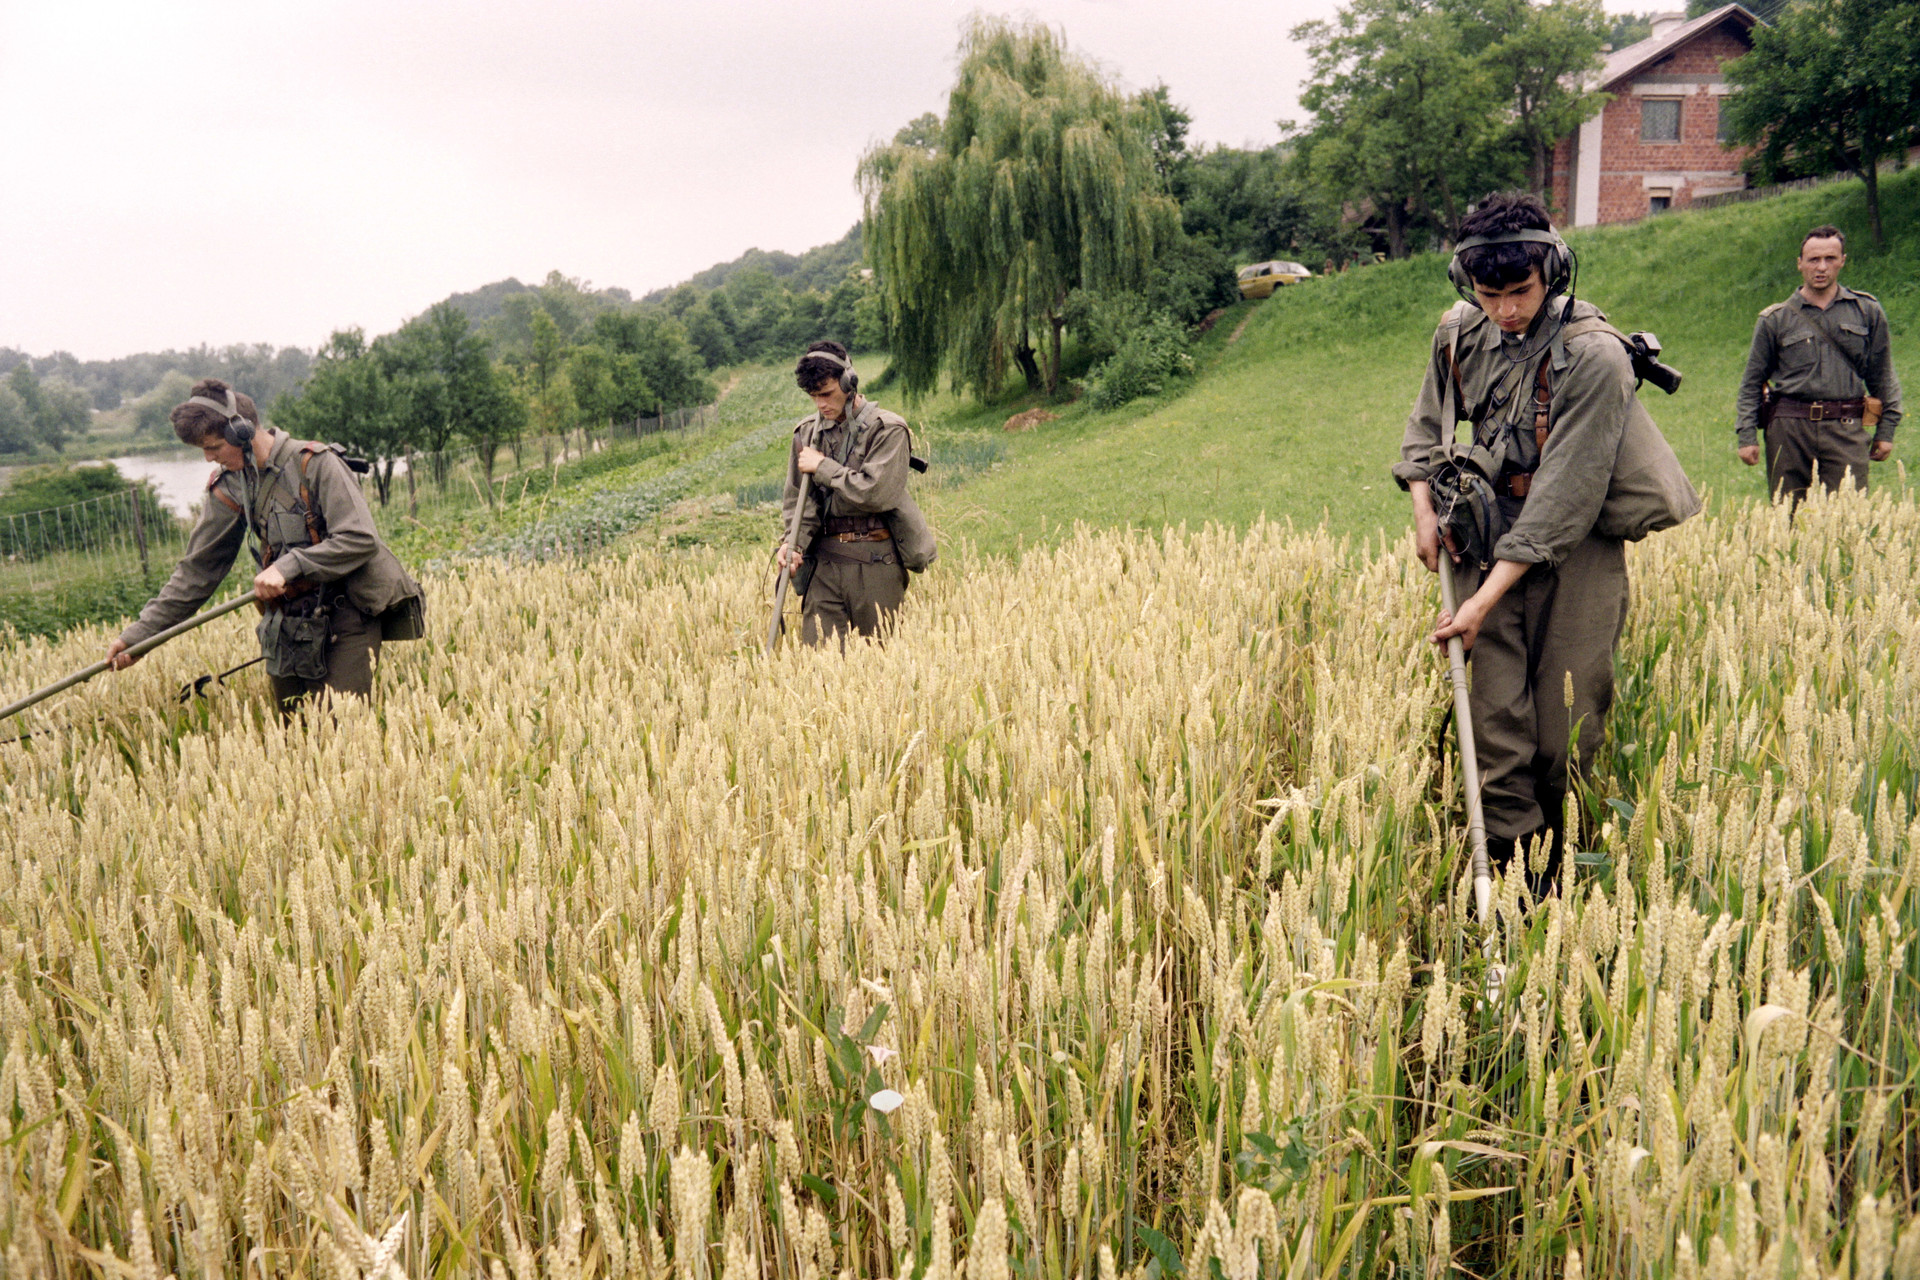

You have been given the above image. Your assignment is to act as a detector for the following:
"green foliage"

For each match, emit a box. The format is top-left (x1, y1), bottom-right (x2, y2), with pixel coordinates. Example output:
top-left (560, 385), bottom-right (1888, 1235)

top-left (1084, 314), bottom-right (1193, 410)
top-left (1292, 0), bottom-right (1606, 253)
top-left (4, 365), bottom-right (89, 454)
top-left (589, 310), bottom-right (715, 413)
top-left (0, 464), bottom-right (172, 561)
top-left (274, 330), bottom-right (408, 503)
top-left (861, 16), bottom-right (1180, 400)
top-left (1175, 145), bottom-right (1357, 267)
top-left (1723, 0), bottom-right (1920, 248)
top-left (0, 383), bottom-right (31, 454)
top-left (130, 370), bottom-right (196, 438)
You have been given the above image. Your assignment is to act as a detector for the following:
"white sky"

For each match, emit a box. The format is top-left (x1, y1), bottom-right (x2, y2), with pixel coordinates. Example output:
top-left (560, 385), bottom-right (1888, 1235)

top-left (1, 0), bottom-right (1651, 360)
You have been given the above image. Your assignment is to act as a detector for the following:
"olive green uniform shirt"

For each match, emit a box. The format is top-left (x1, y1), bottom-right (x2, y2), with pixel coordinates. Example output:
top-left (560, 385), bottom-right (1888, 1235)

top-left (120, 431), bottom-right (420, 647)
top-left (1735, 286), bottom-right (1903, 446)
top-left (780, 398), bottom-right (913, 548)
top-left (1394, 300), bottom-right (1634, 567)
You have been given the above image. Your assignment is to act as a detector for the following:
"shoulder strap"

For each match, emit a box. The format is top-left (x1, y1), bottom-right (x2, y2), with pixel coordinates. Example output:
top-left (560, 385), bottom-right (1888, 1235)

top-left (1760, 302), bottom-right (1786, 318)
top-left (1531, 316), bottom-right (1628, 447)
top-left (1438, 304), bottom-right (1472, 430)
top-left (1800, 311), bottom-right (1872, 381)
top-left (207, 471), bottom-right (243, 516)
top-left (296, 448), bottom-right (327, 545)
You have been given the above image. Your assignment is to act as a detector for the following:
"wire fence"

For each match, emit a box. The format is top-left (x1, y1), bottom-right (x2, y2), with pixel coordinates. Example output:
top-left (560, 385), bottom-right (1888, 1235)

top-left (0, 405), bottom-right (718, 639)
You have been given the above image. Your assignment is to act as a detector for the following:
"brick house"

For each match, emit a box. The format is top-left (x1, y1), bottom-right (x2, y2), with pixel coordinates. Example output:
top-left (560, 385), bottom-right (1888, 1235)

top-left (1549, 5), bottom-right (1760, 226)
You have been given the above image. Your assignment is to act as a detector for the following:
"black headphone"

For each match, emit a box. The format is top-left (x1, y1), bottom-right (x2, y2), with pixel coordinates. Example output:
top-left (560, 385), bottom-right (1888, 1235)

top-left (1447, 228), bottom-right (1577, 311)
top-left (803, 348), bottom-right (858, 396)
top-left (185, 387), bottom-right (256, 448)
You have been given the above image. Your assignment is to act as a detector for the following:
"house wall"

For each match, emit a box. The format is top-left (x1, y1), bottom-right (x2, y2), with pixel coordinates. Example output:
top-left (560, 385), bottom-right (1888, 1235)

top-left (1557, 22), bottom-right (1758, 226)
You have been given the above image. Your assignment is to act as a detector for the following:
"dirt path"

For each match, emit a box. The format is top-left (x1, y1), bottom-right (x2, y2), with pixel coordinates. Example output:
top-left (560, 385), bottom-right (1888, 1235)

top-left (1227, 312), bottom-right (1256, 346)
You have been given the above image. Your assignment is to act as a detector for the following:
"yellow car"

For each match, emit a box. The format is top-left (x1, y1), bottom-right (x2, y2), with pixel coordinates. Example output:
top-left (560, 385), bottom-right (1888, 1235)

top-left (1236, 260), bottom-right (1314, 299)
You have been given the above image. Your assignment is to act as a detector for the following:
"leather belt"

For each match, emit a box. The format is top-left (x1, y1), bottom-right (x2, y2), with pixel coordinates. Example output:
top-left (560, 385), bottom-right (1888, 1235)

top-left (1773, 396), bottom-right (1865, 422)
top-left (815, 541), bottom-right (898, 565)
top-left (830, 529), bottom-right (892, 543)
top-left (824, 514), bottom-right (888, 535)
top-left (1505, 473), bottom-right (1533, 498)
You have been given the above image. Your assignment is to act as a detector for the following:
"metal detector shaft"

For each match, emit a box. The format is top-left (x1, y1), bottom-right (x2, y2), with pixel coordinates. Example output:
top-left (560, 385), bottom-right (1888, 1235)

top-left (1438, 560), bottom-right (1493, 927)
top-left (0, 590), bottom-right (261, 725)
top-left (765, 472), bottom-right (812, 655)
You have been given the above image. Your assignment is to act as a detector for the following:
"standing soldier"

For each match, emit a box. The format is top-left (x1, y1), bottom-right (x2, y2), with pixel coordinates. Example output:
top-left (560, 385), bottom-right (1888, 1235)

top-left (1736, 224), bottom-right (1903, 503)
top-left (1395, 193), bottom-right (1652, 896)
top-left (775, 342), bottom-right (934, 646)
top-left (105, 378), bottom-right (425, 713)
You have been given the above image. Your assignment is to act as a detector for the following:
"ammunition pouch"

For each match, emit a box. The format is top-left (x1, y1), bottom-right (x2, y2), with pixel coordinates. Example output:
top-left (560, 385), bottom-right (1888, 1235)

top-left (793, 559), bottom-right (817, 599)
top-left (378, 593), bottom-right (427, 642)
top-left (1425, 443), bottom-right (1507, 571)
top-left (257, 605), bottom-right (331, 681)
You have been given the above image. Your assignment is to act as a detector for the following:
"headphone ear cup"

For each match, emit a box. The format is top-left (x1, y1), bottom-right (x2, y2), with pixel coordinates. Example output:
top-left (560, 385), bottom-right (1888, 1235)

top-left (840, 369), bottom-right (857, 396)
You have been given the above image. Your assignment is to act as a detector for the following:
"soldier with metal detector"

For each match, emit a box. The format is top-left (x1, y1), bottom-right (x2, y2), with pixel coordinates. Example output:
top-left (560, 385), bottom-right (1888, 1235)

top-left (104, 378), bottom-right (425, 714)
top-left (1394, 192), bottom-right (1698, 905)
top-left (770, 343), bottom-right (935, 649)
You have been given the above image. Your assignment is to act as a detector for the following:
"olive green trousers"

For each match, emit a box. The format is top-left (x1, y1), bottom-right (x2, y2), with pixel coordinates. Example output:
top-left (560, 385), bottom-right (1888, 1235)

top-left (1764, 415), bottom-right (1870, 506)
top-left (801, 553), bottom-right (907, 647)
top-left (1461, 533), bottom-right (1630, 844)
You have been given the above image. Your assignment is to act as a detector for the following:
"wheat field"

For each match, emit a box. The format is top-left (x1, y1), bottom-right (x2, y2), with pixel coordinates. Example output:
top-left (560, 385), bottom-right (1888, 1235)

top-left (1, 483), bottom-right (1916, 1279)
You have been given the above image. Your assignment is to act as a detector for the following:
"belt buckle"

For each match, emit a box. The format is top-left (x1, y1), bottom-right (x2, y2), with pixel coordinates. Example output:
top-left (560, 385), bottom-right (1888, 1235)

top-left (1809, 402), bottom-right (1828, 422)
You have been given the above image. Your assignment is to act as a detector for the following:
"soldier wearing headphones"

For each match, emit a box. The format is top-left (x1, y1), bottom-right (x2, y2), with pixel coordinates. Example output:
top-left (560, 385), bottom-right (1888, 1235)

top-left (105, 377), bottom-right (424, 713)
top-left (776, 341), bottom-right (933, 645)
top-left (1392, 191), bottom-right (1637, 895)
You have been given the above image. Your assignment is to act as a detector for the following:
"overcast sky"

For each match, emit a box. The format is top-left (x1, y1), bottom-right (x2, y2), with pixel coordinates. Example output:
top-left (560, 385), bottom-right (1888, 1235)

top-left (1, 0), bottom-right (1644, 361)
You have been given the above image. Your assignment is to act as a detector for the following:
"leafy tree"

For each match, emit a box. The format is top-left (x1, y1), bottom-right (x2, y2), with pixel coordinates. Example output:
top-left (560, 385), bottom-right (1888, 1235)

top-left (1608, 11), bottom-right (1653, 47)
top-left (274, 330), bottom-right (408, 505)
top-left (588, 311), bottom-right (714, 415)
top-left (377, 303), bottom-right (498, 479)
top-left (0, 384), bottom-right (31, 454)
top-left (1724, 0), bottom-right (1920, 249)
top-left (1469, 0), bottom-right (1609, 197)
top-left (860, 16), bottom-right (1179, 399)
top-left (524, 309), bottom-right (573, 436)
top-left (1294, 0), bottom-right (1513, 255)
top-left (131, 371), bottom-right (196, 437)
top-left (682, 298), bottom-right (739, 368)
top-left (7, 366), bottom-right (89, 453)
top-left (1136, 83), bottom-right (1192, 184)
top-left (570, 342), bottom-right (653, 430)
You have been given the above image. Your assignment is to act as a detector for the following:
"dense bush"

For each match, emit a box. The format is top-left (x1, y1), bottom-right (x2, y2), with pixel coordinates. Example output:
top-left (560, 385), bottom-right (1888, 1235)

top-left (1083, 314), bottom-right (1194, 409)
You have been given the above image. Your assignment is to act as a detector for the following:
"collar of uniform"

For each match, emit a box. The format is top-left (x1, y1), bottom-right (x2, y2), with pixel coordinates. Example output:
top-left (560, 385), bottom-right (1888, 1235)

top-left (257, 429), bottom-right (296, 476)
top-left (1794, 284), bottom-right (1857, 311)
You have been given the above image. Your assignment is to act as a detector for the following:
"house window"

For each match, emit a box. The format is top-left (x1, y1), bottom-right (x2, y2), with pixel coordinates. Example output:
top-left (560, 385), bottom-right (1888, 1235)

top-left (1642, 98), bottom-right (1681, 142)
top-left (1715, 100), bottom-right (1734, 144)
top-left (1649, 190), bottom-right (1673, 214)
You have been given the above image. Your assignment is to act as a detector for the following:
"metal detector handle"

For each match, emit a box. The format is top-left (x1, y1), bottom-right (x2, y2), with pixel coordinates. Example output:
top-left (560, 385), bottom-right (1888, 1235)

top-left (765, 472), bottom-right (812, 655)
top-left (0, 590), bottom-right (261, 724)
top-left (1438, 560), bottom-right (1493, 927)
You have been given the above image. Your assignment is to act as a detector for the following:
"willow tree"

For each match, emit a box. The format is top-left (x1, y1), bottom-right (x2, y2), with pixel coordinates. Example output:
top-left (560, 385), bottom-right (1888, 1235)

top-left (860, 17), bottom-right (1178, 400)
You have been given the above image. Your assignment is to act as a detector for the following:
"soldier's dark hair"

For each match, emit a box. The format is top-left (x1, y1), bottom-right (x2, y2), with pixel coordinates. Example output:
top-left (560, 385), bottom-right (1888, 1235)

top-left (795, 341), bottom-right (851, 395)
top-left (170, 378), bottom-right (259, 447)
top-left (1801, 224), bottom-right (1846, 252)
top-left (1457, 192), bottom-right (1555, 289)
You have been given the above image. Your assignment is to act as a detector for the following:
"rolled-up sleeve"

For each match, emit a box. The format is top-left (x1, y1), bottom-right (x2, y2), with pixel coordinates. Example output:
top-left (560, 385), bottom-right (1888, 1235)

top-left (1395, 332), bottom-right (1453, 489)
top-left (120, 493), bottom-right (246, 646)
top-left (1492, 337), bottom-right (1632, 566)
top-left (268, 451), bottom-right (378, 584)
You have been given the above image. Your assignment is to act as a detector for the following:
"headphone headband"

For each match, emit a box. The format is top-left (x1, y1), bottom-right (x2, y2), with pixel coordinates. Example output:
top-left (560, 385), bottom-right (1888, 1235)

top-left (803, 349), bottom-right (850, 370)
top-left (186, 389), bottom-right (241, 418)
top-left (1453, 228), bottom-right (1567, 254)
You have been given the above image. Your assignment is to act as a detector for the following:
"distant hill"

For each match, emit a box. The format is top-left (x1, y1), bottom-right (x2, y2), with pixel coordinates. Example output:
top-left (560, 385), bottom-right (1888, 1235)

top-left (439, 275), bottom-right (632, 327)
top-left (643, 225), bottom-right (863, 303)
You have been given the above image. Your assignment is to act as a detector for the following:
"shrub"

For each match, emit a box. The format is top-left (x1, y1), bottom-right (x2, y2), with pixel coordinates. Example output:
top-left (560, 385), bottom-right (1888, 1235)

top-left (1083, 314), bottom-right (1194, 409)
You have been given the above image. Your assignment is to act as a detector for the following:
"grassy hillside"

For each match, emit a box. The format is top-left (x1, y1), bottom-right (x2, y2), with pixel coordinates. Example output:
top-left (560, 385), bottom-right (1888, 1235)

top-left (937, 166), bottom-right (1920, 556)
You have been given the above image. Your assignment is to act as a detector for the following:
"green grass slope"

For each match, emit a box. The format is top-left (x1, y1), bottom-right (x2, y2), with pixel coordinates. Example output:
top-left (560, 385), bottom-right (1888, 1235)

top-left (938, 166), bottom-right (1920, 557)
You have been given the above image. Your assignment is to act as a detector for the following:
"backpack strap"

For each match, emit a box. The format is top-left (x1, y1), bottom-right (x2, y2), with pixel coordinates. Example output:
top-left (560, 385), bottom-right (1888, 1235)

top-left (206, 469), bottom-right (243, 516)
top-left (297, 446), bottom-right (329, 545)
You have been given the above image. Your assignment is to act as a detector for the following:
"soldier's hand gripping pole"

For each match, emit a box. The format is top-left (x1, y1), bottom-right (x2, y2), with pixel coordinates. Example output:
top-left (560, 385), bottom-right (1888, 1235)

top-left (765, 473), bottom-right (812, 655)
top-left (0, 590), bottom-right (261, 725)
top-left (1438, 560), bottom-right (1493, 929)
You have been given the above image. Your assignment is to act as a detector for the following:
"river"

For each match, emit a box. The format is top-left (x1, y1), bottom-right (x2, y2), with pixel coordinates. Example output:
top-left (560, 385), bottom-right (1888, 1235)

top-left (109, 452), bottom-right (221, 518)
